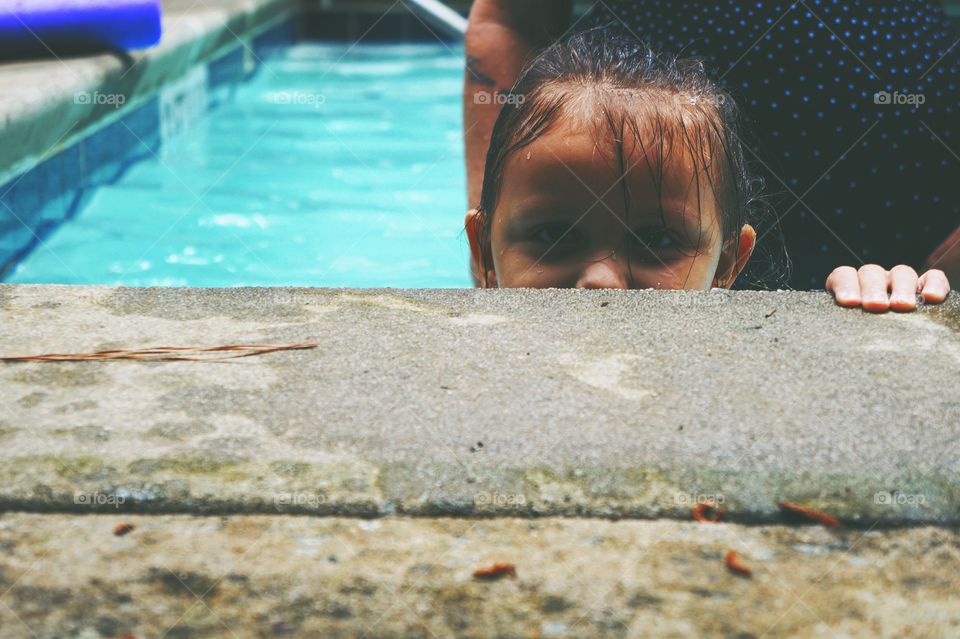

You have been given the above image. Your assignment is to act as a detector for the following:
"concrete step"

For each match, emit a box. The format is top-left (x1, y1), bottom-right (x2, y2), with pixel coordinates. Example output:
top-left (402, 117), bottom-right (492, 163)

top-left (0, 514), bottom-right (958, 638)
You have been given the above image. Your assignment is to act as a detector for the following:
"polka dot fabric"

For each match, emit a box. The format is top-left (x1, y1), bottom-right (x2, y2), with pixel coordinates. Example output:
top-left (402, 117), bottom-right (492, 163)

top-left (586, 1), bottom-right (960, 289)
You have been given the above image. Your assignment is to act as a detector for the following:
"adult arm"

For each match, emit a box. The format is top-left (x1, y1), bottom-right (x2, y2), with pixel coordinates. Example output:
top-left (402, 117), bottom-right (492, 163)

top-left (463, 0), bottom-right (573, 209)
top-left (925, 224), bottom-right (960, 286)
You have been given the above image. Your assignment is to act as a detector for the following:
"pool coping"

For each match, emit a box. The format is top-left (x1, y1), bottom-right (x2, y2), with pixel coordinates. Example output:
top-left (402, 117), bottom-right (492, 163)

top-left (0, 0), bottom-right (294, 189)
top-left (2, 285), bottom-right (959, 527)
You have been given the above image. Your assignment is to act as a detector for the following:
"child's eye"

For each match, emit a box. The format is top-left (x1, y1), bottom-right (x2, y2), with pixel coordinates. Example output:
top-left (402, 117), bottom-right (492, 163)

top-left (628, 228), bottom-right (687, 260)
top-left (532, 224), bottom-right (570, 244)
top-left (529, 224), bottom-right (580, 258)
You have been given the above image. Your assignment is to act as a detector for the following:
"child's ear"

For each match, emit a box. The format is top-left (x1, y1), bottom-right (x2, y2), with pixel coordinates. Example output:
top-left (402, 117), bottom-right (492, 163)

top-left (465, 208), bottom-right (497, 288)
top-left (713, 224), bottom-right (756, 288)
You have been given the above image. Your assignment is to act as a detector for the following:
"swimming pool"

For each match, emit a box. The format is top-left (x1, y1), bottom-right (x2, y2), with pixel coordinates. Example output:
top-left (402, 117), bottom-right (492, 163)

top-left (3, 41), bottom-right (472, 287)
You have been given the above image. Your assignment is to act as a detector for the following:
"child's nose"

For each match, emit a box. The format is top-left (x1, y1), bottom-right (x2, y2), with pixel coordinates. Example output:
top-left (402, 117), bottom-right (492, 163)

top-left (575, 257), bottom-right (630, 290)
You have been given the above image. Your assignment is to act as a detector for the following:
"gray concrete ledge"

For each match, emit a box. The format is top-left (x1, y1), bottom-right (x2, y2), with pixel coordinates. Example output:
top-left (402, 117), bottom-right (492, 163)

top-left (1, 285), bottom-right (959, 526)
top-left (0, 514), bottom-right (958, 638)
top-left (0, 0), bottom-right (293, 185)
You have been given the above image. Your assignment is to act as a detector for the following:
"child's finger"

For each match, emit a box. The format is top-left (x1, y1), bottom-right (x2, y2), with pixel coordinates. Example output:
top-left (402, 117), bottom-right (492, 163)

top-left (858, 264), bottom-right (890, 312)
top-left (918, 269), bottom-right (951, 304)
top-left (888, 265), bottom-right (919, 311)
top-left (826, 266), bottom-right (861, 306)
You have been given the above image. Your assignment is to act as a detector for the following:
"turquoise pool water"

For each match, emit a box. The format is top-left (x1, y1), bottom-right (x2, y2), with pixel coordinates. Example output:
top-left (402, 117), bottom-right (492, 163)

top-left (6, 42), bottom-right (471, 287)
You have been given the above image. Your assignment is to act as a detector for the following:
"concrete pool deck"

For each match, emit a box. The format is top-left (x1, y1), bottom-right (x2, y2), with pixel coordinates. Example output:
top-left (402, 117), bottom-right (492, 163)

top-left (1, 285), bottom-right (960, 637)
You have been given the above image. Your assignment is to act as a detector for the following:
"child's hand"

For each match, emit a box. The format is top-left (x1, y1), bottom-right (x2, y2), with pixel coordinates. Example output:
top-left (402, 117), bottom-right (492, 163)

top-left (826, 265), bottom-right (950, 312)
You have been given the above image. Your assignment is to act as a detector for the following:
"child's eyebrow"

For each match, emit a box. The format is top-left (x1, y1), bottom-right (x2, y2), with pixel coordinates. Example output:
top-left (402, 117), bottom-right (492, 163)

top-left (504, 202), bottom-right (701, 236)
top-left (502, 206), bottom-right (582, 234)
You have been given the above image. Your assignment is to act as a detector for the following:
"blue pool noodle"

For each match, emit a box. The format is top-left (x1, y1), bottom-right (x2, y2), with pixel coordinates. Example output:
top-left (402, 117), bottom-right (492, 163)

top-left (0, 0), bottom-right (162, 55)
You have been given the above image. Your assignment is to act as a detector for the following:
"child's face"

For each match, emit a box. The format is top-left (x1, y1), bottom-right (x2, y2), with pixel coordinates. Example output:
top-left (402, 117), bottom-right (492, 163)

top-left (472, 123), bottom-right (752, 289)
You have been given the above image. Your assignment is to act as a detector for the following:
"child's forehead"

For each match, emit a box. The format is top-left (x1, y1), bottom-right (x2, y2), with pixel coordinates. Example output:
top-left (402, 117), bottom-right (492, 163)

top-left (533, 86), bottom-right (716, 161)
top-left (499, 125), bottom-right (718, 220)
top-left (513, 120), bottom-right (703, 187)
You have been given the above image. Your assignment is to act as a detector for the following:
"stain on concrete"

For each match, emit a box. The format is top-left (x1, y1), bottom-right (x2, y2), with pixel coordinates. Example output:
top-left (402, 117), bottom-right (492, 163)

top-left (52, 456), bottom-right (118, 482)
top-left (144, 567), bottom-right (218, 598)
top-left (0, 421), bottom-right (16, 440)
top-left (128, 456), bottom-right (245, 477)
top-left (338, 576), bottom-right (377, 596)
top-left (147, 420), bottom-right (216, 440)
top-left (270, 461), bottom-right (311, 477)
top-left (156, 385), bottom-right (262, 419)
top-left (50, 424), bottom-right (111, 442)
top-left (559, 353), bottom-right (654, 401)
top-left (540, 595), bottom-right (573, 613)
top-left (7, 364), bottom-right (105, 388)
top-left (627, 591), bottom-right (664, 608)
top-left (196, 435), bottom-right (257, 456)
top-left (9, 584), bottom-right (72, 607)
top-left (16, 391), bottom-right (46, 407)
top-left (0, 287), bottom-right (13, 310)
top-left (53, 399), bottom-right (98, 414)
top-left (30, 301), bottom-right (62, 310)
top-left (155, 382), bottom-right (304, 438)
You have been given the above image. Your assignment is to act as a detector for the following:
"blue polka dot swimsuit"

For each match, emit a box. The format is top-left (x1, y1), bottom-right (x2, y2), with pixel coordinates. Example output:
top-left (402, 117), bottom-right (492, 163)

top-left (586, 1), bottom-right (960, 289)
